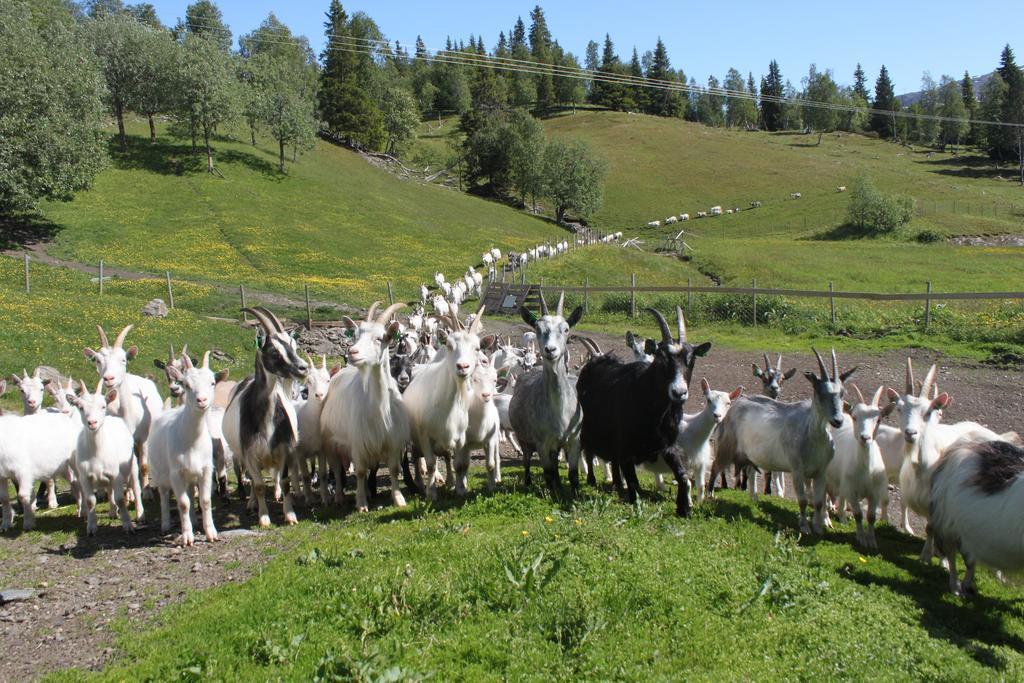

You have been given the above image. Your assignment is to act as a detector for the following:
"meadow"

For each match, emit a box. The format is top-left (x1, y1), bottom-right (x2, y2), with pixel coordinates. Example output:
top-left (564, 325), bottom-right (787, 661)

top-left (44, 478), bottom-right (1024, 681)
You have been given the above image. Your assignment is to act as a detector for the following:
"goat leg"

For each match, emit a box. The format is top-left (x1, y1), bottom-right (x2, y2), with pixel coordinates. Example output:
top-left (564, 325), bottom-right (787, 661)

top-left (666, 452), bottom-right (692, 518)
top-left (620, 463), bottom-right (640, 505)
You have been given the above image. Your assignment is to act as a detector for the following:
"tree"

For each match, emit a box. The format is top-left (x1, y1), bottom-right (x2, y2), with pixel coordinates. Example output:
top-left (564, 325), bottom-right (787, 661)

top-left (508, 112), bottom-right (546, 208)
top-left (992, 44), bottom-right (1024, 182)
top-left (130, 23), bottom-right (177, 144)
top-left (853, 63), bottom-right (869, 102)
top-left (646, 39), bottom-right (682, 117)
top-left (978, 72), bottom-right (1007, 154)
top-left (543, 138), bottom-right (606, 223)
top-left (916, 73), bottom-right (940, 146)
top-left (89, 12), bottom-right (150, 152)
top-left (584, 39), bottom-right (599, 99)
top-left (871, 65), bottom-right (898, 141)
top-left (529, 5), bottom-right (554, 111)
top-left (176, 33), bottom-right (240, 173)
top-left (625, 47), bottom-right (646, 112)
top-left (802, 64), bottom-right (839, 144)
top-left (724, 67), bottom-right (755, 127)
top-left (591, 34), bottom-right (623, 110)
top-left (508, 17), bottom-right (534, 108)
top-left (760, 60), bottom-right (783, 131)
top-left (846, 174), bottom-right (914, 234)
top-left (552, 45), bottom-right (585, 108)
top-left (318, 0), bottom-right (382, 148)
top-left (0, 0), bottom-right (107, 213)
top-left (696, 75), bottom-right (724, 127)
top-left (379, 85), bottom-right (419, 156)
top-left (938, 75), bottom-right (968, 151)
top-left (961, 71), bottom-right (980, 145)
top-left (182, 0), bottom-right (231, 51)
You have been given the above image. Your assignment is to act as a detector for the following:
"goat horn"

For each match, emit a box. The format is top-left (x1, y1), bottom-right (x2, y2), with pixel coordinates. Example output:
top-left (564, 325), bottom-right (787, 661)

top-left (469, 305), bottom-right (485, 335)
top-left (871, 385), bottom-right (884, 407)
top-left (851, 383), bottom-right (865, 405)
top-left (201, 351), bottom-right (211, 369)
top-left (579, 337), bottom-right (602, 357)
top-left (776, 354), bottom-right (783, 372)
top-left (376, 302), bottom-right (406, 326)
top-left (763, 353), bottom-right (772, 371)
top-left (113, 325), bottom-right (134, 350)
top-left (831, 348), bottom-right (839, 382)
top-left (556, 291), bottom-right (565, 318)
top-left (919, 364), bottom-right (937, 399)
top-left (905, 357), bottom-right (915, 395)
top-left (96, 325), bottom-right (110, 349)
top-left (305, 351), bottom-right (315, 367)
top-left (366, 301), bottom-right (381, 322)
top-left (168, 343), bottom-right (176, 363)
top-left (449, 310), bottom-right (463, 331)
top-left (676, 306), bottom-right (687, 342)
top-left (811, 347), bottom-right (828, 380)
top-left (241, 307), bottom-right (277, 337)
top-left (538, 289), bottom-right (549, 316)
top-left (648, 308), bottom-right (673, 345)
top-left (181, 343), bottom-right (189, 361)
top-left (254, 306), bottom-right (285, 334)
top-left (321, 355), bottom-right (327, 370)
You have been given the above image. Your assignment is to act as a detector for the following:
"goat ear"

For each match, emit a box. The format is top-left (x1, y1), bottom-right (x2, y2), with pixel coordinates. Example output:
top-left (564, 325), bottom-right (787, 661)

top-left (880, 402), bottom-right (896, 419)
top-left (783, 368), bottom-right (797, 380)
top-left (340, 316), bottom-right (357, 330)
top-left (480, 334), bottom-right (496, 350)
top-left (729, 386), bottom-right (743, 400)
top-left (693, 342), bottom-right (712, 357)
top-left (929, 392), bottom-right (951, 412)
top-left (842, 401), bottom-right (852, 415)
top-left (519, 306), bottom-right (538, 327)
top-left (839, 366), bottom-right (858, 382)
top-left (566, 306), bottom-right (584, 328)
top-left (41, 378), bottom-right (51, 386)
top-left (751, 363), bottom-right (763, 377)
top-left (106, 389), bottom-right (118, 404)
top-left (10, 374), bottom-right (21, 387)
top-left (804, 371), bottom-right (819, 385)
top-left (643, 339), bottom-right (657, 355)
top-left (0, 380), bottom-right (5, 396)
top-left (386, 321), bottom-right (401, 338)
top-left (166, 365), bottom-right (183, 382)
top-left (154, 359), bottom-right (166, 370)
top-left (885, 387), bottom-right (900, 403)
top-left (83, 347), bottom-right (99, 362)
top-left (700, 377), bottom-right (710, 394)
top-left (329, 364), bottom-right (342, 377)
top-left (126, 345), bottom-right (138, 360)
top-left (65, 393), bottom-right (79, 407)
top-left (214, 369), bottom-right (230, 383)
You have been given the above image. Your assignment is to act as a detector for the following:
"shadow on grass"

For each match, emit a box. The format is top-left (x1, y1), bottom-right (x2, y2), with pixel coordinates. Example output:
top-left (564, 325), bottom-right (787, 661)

top-left (0, 212), bottom-right (63, 250)
top-left (806, 222), bottom-right (886, 241)
top-left (918, 153), bottom-right (1012, 180)
top-left (106, 134), bottom-right (282, 180)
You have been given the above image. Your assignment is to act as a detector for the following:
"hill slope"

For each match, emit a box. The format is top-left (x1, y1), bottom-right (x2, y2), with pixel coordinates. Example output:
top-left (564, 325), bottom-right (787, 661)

top-left (39, 121), bottom-right (564, 306)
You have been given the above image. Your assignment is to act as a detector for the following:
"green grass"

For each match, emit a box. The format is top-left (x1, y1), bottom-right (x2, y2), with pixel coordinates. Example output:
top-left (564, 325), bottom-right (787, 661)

top-left (0, 256), bottom-right (254, 412)
top-left (39, 119), bottom-right (563, 306)
top-left (46, 473), bottom-right (1024, 681)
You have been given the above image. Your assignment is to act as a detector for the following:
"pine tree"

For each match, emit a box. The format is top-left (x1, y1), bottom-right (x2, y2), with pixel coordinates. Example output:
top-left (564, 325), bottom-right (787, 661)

top-left (625, 47), bottom-right (645, 112)
top-left (529, 5), bottom-right (554, 111)
top-left (318, 0), bottom-right (382, 148)
top-left (584, 39), bottom-right (599, 101)
top-left (510, 17), bottom-right (526, 51)
top-left (871, 64), bottom-right (898, 141)
top-left (592, 34), bottom-right (623, 110)
top-left (644, 38), bottom-right (680, 116)
top-left (960, 71), bottom-right (979, 145)
top-left (853, 63), bottom-right (869, 101)
top-left (759, 60), bottom-right (783, 131)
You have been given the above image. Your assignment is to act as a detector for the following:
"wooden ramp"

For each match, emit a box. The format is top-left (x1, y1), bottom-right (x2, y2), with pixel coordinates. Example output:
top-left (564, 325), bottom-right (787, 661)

top-left (481, 283), bottom-right (548, 315)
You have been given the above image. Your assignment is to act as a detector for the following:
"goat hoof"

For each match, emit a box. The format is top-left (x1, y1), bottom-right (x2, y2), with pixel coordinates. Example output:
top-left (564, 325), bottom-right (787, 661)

top-left (284, 512), bottom-right (298, 525)
top-left (392, 492), bottom-right (407, 508)
top-left (357, 505), bottom-right (369, 513)
top-left (258, 515), bottom-right (271, 528)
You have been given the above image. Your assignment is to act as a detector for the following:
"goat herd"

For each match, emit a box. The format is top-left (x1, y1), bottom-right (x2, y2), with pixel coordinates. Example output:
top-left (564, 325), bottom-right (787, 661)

top-left (1, 297), bottom-right (1022, 599)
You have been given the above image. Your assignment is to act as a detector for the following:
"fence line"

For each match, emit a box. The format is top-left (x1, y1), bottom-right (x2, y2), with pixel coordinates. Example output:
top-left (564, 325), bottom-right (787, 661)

top-left (528, 283), bottom-right (1024, 302)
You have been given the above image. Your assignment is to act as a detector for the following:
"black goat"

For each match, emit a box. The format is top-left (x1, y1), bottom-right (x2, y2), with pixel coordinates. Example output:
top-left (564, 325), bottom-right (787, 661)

top-left (576, 307), bottom-right (711, 517)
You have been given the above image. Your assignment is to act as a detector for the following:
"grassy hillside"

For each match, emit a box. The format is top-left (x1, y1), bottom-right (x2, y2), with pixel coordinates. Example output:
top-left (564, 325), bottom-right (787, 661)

top-left (50, 480), bottom-right (1024, 681)
top-left (39, 120), bottom-right (563, 306)
top-left (543, 109), bottom-right (1024, 237)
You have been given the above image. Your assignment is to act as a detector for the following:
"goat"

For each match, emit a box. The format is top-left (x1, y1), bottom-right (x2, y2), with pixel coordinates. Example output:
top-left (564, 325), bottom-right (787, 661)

top-left (750, 201), bottom-right (762, 208)
top-left (930, 435), bottom-right (1024, 596)
top-left (293, 353), bottom-right (338, 505)
top-left (320, 302), bottom-right (409, 512)
top-left (222, 307), bottom-right (309, 528)
top-left (711, 349), bottom-right (855, 535)
top-left (405, 307), bottom-right (493, 499)
top-left (791, 192), bottom-right (802, 199)
top-left (11, 368), bottom-right (62, 509)
top-left (577, 307), bottom-right (711, 516)
top-left (460, 352), bottom-right (501, 491)
top-left (826, 385), bottom-right (893, 549)
top-left (625, 331), bottom-right (655, 364)
top-left (837, 186), bottom-right (847, 192)
top-left (509, 292), bottom-right (585, 493)
top-left (84, 325), bottom-right (163, 493)
top-left (68, 382), bottom-right (142, 535)
top-left (709, 206), bottom-right (722, 216)
top-left (887, 360), bottom-right (997, 560)
top-left (0, 409), bottom-right (79, 531)
top-left (746, 353), bottom-right (798, 495)
top-left (648, 379), bottom-right (740, 509)
top-left (147, 352), bottom-right (219, 546)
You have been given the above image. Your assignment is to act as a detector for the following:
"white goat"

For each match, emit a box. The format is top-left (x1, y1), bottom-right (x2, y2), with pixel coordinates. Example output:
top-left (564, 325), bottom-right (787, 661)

top-left (827, 385), bottom-right (893, 549)
top-left (460, 353), bottom-right (501, 491)
top-left (0, 409), bottom-right (79, 531)
top-left (84, 325), bottom-right (163, 493)
top-left (297, 354), bottom-right (337, 505)
top-left (68, 382), bottom-right (142, 535)
top-left (320, 302), bottom-right (408, 512)
top-left (404, 308), bottom-right (492, 499)
top-left (147, 352), bottom-right (219, 546)
top-left (930, 435), bottom-right (1024, 596)
top-left (10, 368), bottom-right (62, 508)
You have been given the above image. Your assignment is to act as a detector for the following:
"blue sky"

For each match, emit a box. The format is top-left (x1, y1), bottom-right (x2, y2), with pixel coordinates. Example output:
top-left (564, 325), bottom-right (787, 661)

top-left (145, 0), bottom-right (1021, 92)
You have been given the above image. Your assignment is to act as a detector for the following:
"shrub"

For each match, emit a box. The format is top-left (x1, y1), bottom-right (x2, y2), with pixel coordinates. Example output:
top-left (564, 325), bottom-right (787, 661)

top-left (915, 229), bottom-right (942, 243)
top-left (846, 174), bottom-right (915, 234)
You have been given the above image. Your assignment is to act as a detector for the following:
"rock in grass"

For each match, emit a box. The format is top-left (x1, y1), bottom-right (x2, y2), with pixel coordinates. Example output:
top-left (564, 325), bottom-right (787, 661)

top-left (220, 528), bottom-right (257, 539)
top-left (0, 589), bottom-right (36, 605)
top-left (142, 298), bottom-right (169, 318)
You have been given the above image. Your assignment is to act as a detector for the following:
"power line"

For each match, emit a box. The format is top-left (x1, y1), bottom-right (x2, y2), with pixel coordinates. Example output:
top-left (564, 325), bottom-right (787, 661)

top-left (181, 21), bottom-right (1023, 129)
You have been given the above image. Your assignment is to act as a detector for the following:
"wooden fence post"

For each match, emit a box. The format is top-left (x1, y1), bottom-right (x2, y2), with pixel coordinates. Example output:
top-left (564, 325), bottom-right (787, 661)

top-left (24, 253), bottom-right (29, 293)
top-left (240, 285), bottom-right (247, 321)
top-left (166, 271), bottom-right (174, 309)
top-left (305, 283), bottom-right (313, 330)
top-left (583, 277), bottom-right (589, 314)
top-left (99, 260), bottom-right (104, 295)
top-left (828, 281), bottom-right (835, 326)
top-left (386, 280), bottom-right (394, 306)
top-left (630, 272), bottom-right (636, 318)
top-left (752, 278), bottom-right (757, 327)
top-left (686, 276), bottom-right (692, 317)
top-left (924, 281), bottom-right (932, 332)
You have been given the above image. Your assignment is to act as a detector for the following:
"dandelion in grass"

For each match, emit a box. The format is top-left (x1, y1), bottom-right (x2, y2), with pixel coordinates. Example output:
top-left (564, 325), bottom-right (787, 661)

top-left (521, 530), bottom-right (529, 537)
top-left (544, 516), bottom-right (554, 524)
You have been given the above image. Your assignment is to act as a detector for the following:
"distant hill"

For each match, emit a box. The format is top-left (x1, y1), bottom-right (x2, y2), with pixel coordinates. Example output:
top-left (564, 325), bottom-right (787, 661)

top-left (897, 71), bottom-right (993, 106)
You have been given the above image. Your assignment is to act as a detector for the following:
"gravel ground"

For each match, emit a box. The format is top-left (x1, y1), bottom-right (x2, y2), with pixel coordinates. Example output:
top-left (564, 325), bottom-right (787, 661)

top-left (2, 322), bottom-right (1022, 681)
